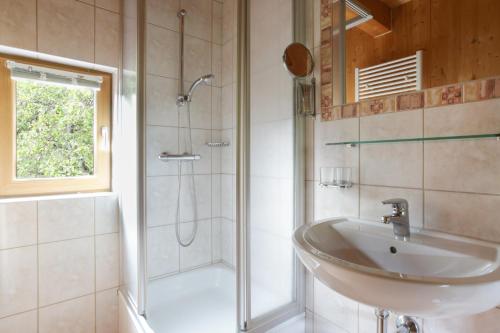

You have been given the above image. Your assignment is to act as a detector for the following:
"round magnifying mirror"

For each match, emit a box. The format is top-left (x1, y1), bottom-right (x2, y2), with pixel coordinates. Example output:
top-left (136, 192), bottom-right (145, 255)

top-left (282, 43), bottom-right (314, 78)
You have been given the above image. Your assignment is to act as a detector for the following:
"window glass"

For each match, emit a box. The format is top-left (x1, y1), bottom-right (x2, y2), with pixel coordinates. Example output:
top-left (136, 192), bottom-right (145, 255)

top-left (15, 80), bottom-right (96, 179)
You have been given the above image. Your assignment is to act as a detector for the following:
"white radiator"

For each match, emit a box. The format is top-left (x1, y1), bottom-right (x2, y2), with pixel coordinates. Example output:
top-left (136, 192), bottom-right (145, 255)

top-left (355, 50), bottom-right (422, 101)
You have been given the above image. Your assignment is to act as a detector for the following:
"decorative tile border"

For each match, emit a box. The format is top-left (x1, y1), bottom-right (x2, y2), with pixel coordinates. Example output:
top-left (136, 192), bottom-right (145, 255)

top-left (320, 76), bottom-right (500, 122)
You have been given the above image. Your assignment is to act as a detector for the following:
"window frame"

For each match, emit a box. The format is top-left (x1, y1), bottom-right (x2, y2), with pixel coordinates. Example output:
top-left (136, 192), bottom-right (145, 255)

top-left (0, 55), bottom-right (112, 197)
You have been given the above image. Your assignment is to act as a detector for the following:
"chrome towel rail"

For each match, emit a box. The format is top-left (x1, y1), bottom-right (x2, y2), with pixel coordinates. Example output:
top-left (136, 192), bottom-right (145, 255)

top-left (159, 152), bottom-right (201, 161)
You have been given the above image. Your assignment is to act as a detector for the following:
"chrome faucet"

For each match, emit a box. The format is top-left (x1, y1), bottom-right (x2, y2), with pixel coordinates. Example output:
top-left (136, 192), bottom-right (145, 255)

top-left (381, 198), bottom-right (410, 240)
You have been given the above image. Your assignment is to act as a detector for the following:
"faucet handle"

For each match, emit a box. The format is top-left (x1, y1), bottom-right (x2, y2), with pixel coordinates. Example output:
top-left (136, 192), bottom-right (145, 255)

top-left (382, 198), bottom-right (408, 213)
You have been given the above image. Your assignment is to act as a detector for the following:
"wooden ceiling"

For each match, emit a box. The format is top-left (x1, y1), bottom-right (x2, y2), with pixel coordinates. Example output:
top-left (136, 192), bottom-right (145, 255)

top-left (379, 0), bottom-right (412, 8)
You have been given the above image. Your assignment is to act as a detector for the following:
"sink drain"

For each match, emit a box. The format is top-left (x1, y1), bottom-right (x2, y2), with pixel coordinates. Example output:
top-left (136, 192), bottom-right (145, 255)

top-left (390, 246), bottom-right (397, 254)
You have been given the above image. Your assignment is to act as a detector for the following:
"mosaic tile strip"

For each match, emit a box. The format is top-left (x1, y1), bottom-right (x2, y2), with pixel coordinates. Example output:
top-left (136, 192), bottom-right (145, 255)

top-left (397, 92), bottom-right (424, 111)
top-left (320, 76), bottom-right (500, 122)
top-left (424, 84), bottom-right (463, 107)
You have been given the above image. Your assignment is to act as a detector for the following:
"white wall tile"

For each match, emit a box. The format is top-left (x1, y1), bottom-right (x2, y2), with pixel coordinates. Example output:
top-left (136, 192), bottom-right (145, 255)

top-left (250, 230), bottom-right (294, 313)
top-left (424, 308), bottom-right (500, 333)
top-left (250, 67), bottom-right (294, 124)
top-left (314, 183), bottom-right (359, 220)
top-left (96, 0), bottom-right (120, 13)
top-left (181, 0), bottom-right (212, 41)
top-left (39, 294), bottom-right (95, 333)
top-left (96, 233), bottom-right (120, 291)
top-left (146, 24), bottom-right (179, 78)
top-left (251, 120), bottom-right (294, 179)
top-left (360, 109), bottom-right (423, 140)
top-left (146, 126), bottom-right (179, 176)
top-left (249, 0), bottom-right (292, 73)
top-left (38, 238), bottom-right (95, 306)
top-left (212, 218), bottom-right (222, 261)
top-left (180, 175), bottom-right (212, 222)
top-left (221, 40), bottom-right (234, 86)
top-left (424, 140), bottom-right (500, 194)
top-left (251, 177), bottom-right (293, 237)
top-left (221, 218), bottom-right (233, 265)
top-left (212, 174), bottom-right (221, 217)
top-left (360, 186), bottom-right (423, 228)
top-left (38, 0), bottom-right (95, 62)
top-left (222, 0), bottom-right (235, 43)
top-left (305, 117), bottom-right (315, 182)
top-left (95, 8), bottom-right (120, 67)
top-left (0, 0), bottom-right (37, 51)
top-left (180, 220), bottom-right (212, 270)
top-left (220, 175), bottom-right (234, 220)
top-left (212, 2), bottom-right (223, 45)
top-left (305, 181), bottom-right (315, 224)
top-left (147, 225), bottom-right (179, 277)
top-left (424, 190), bottom-right (500, 242)
top-left (0, 247), bottom-right (37, 318)
top-left (221, 84), bottom-right (234, 129)
top-left (146, 75), bottom-right (179, 127)
top-left (146, 176), bottom-right (179, 227)
top-left (313, 279), bottom-right (358, 333)
top-left (0, 310), bottom-right (37, 333)
top-left (38, 198), bottom-right (94, 243)
top-left (0, 202), bottom-right (37, 250)
top-left (424, 99), bottom-right (500, 137)
top-left (95, 195), bottom-right (119, 234)
top-left (96, 288), bottom-right (119, 333)
top-left (146, 0), bottom-right (179, 31)
top-left (360, 143), bottom-right (423, 188)
top-left (212, 87), bottom-right (222, 129)
top-left (314, 313), bottom-right (348, 333)
top-left (184, 35), bottom-right (212, 82)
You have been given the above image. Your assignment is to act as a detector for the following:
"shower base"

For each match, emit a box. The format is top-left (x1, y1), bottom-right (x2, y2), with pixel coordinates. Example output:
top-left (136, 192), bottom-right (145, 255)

top-left (146, 263), bottom-right (291, 333)
top-left (147, 263), bottom-right (236, 333)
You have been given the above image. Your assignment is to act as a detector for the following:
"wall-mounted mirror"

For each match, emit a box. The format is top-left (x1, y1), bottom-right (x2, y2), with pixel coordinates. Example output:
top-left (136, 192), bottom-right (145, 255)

top-left (320, 0), bottom-right (500, 108)
top-left (282, 43), bottom-right (314, 78)
top-left (282, 43), bottom-right (316, 117)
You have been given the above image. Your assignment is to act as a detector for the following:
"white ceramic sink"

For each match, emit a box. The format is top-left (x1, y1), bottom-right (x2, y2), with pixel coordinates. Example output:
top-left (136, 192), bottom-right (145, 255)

top-left (293, 218), bottom-right (500, 318)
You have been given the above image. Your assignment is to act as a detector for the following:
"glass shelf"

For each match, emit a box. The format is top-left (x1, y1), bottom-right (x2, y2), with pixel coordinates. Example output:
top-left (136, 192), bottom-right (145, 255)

top-left (325, 133), bottom-right (500, 146)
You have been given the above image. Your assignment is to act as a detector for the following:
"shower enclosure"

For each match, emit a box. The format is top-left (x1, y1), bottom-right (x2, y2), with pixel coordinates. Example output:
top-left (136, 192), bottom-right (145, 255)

top-left (120, 0), bottom-right (313, 332)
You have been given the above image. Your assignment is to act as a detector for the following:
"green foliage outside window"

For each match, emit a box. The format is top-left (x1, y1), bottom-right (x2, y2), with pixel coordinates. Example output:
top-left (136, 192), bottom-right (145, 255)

top-left (15, 81), bottom-right (95, 178)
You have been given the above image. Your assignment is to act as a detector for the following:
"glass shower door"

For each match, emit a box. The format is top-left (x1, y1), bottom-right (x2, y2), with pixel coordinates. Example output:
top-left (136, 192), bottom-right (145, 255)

top-left (239, 0), bottom-right (304, 330)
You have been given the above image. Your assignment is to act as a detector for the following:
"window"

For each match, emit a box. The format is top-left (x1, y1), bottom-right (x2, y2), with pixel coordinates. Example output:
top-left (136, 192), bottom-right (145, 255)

top-left (0, 55), bottom-right (111, 197)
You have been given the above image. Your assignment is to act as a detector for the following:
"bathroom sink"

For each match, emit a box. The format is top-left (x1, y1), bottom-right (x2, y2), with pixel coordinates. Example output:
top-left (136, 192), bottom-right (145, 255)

top-left (293, 218), bottom-right (500, 318)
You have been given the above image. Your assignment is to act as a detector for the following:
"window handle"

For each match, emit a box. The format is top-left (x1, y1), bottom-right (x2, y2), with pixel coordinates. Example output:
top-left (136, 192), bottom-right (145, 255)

top-left (101, 126), bottom-right (109, 150)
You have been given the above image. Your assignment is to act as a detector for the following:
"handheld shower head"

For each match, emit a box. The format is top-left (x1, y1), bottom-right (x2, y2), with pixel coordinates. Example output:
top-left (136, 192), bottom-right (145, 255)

top-left (186, 74), bottom-right (215, 101)
top-left (177, 74), bottom-right (215, 106)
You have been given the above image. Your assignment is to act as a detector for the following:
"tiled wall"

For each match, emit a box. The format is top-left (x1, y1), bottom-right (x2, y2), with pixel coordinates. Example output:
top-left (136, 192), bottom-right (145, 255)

top-left (305, 1), bottom-right (500, 332)
top-left (0, 0), bottom-right (120, 67)
top-left (145, 0), bottom-right (236, 280)
top-left (0, 194), bottom-right (119, 333)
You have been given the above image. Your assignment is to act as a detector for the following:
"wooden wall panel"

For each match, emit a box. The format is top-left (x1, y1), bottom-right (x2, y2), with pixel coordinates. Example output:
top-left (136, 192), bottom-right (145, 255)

top-left (430, 0), bottom-right (500, 86)
top-left (345, 0), bottom-right (500, 103)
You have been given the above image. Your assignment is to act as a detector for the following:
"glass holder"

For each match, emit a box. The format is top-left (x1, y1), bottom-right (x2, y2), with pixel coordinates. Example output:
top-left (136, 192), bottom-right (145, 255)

top-left (319, 167), bottom-right (353, 189)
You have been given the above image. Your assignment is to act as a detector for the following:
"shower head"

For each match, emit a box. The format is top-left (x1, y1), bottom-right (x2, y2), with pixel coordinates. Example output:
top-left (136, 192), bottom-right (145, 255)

top-left (186, 74), bottom-right (215, 101)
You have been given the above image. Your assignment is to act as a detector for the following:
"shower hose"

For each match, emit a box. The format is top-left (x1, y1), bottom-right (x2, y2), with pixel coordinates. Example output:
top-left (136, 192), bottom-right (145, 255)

top-left (174, 103), bottom-right (198, 247)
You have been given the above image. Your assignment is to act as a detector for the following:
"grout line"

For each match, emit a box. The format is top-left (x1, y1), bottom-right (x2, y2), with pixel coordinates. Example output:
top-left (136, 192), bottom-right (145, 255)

top-left (36, 200), bottom-right (39, 333)
top-left (0, 231), bottom-right (119, 253)
top-left (422, 104), bottom-right (426, 230)
top-left (93, 197), bottom-right (97, 333)
top-left (0, 286), bottom-right (118, 322)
